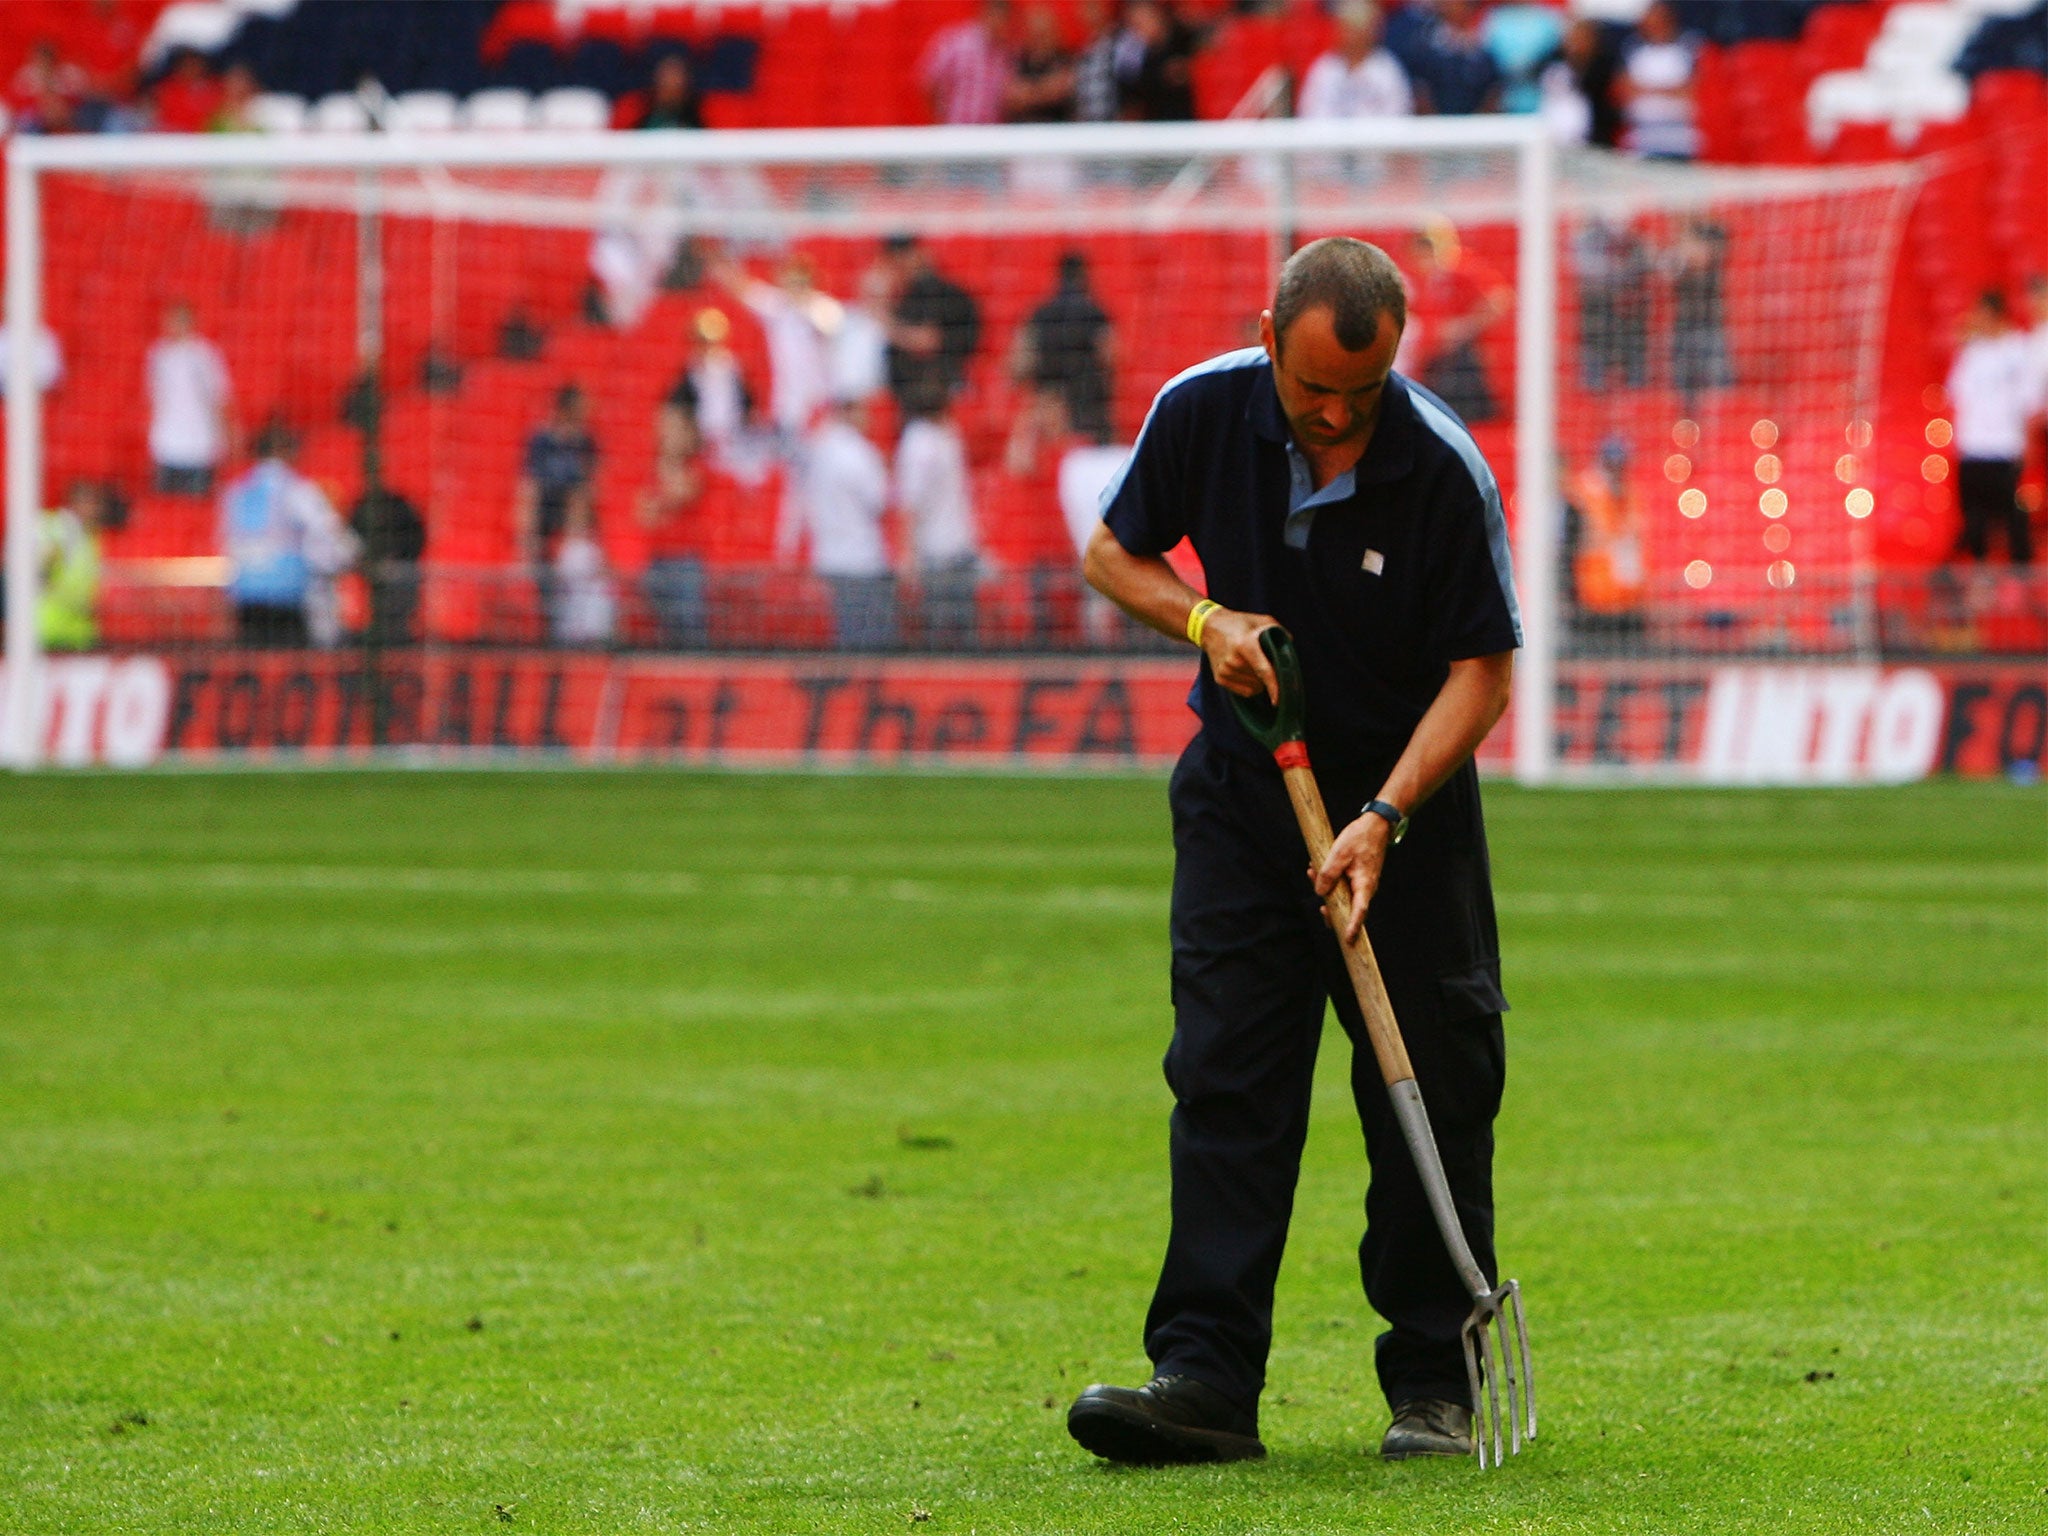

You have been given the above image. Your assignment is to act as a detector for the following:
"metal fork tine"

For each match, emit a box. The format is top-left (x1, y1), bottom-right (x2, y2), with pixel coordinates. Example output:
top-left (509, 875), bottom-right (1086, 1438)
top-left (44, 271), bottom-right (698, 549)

top-left (1495, 1304), bottom-right (1521, 1457)
top-left (1508, 1281), bottom-right (1537, 1442)
top-left (1478, 1308), bottom-right (1505, 1468)
top-left (1461, 1321), bottom-right (1486, 1468)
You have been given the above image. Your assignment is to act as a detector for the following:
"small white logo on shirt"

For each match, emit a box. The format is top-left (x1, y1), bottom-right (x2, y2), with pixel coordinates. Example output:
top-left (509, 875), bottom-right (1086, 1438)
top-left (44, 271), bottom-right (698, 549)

top-left (1361, 548), bottom-right (1386, 576)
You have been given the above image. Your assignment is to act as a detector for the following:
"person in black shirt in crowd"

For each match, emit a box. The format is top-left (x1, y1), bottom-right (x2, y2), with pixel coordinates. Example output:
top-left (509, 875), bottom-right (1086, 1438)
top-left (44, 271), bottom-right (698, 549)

top-left (348, 480), bottom-right (426, 645)
top-left (1007, 3), bottom-right (1078, 122)
top-left (883, 233), bottom-right (985, 649)
top-left (632, 52), bottom-right (706, 130)
top-left (515, 384), bottom-right (598, 641)
top-left (883, 234), bottom-right (982, 422)
top-left (1008, 249), bottom-right (1116, 473)
top-left (1119, 0), bottom-right (1198, 121)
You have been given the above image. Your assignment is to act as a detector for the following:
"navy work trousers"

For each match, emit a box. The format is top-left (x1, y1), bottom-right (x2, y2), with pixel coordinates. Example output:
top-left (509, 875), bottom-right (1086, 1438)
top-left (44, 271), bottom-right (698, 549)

top-left (1144, 734), bottom-right (1506, 1421)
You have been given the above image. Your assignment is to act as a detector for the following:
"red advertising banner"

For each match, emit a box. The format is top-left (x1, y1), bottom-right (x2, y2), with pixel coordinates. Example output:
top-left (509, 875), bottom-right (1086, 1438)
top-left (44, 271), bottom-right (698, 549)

top-left (3, 652), bottom-right (2042, 780)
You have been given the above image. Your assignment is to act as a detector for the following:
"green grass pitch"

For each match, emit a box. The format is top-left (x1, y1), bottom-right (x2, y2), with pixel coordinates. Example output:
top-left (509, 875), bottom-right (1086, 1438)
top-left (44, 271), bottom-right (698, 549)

top-left (1, 771), bottom-right (2042, 1534)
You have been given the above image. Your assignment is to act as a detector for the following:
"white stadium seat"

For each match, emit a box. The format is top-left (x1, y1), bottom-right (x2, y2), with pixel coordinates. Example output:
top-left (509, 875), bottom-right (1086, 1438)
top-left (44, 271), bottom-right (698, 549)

top-left (461, 89), bottom-right (535, 132)
top-left (246, 92), bottom-right (306, 133)
top-left (308, 92), bottom-right (372, 134)
top-left (386, 90), bottom-right (460, 133)
top-left (535, 87), bottom-right (613, 133)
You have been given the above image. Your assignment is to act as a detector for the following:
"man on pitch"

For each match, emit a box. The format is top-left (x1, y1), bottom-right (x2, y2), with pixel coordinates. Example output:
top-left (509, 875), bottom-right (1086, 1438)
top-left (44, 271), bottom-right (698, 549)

top-left (1067, 237), bottom-right (1521, 1464)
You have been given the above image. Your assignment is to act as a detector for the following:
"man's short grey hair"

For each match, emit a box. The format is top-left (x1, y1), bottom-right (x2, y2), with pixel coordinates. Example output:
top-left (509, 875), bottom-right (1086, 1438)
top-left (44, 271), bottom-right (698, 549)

top-left (1271, 237), bottom-right (1407, 353)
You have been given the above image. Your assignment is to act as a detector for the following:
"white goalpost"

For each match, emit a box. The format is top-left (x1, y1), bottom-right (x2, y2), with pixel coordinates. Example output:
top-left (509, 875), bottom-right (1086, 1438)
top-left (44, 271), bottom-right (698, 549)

top-left (2, 116), bottom-right (1908, 779)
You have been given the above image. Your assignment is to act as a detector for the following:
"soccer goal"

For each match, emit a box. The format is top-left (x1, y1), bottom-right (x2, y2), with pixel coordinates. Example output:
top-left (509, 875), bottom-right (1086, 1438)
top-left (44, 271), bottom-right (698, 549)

top-left (2, 117), bottom-right (1911, 778)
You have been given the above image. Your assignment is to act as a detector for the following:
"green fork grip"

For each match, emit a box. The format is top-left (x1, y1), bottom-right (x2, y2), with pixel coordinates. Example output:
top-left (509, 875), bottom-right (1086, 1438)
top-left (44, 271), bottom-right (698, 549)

top-left (1224, 624), bottom-right (1308, 754)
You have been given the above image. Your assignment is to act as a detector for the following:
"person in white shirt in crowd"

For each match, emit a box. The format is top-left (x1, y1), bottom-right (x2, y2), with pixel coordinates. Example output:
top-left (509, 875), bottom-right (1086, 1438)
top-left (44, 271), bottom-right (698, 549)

top-left (799, 395), bottom-right (898, 651)
top-left (148, 301), bottom-right (232, 496)
top-left (1297, 1), bottom-right (1413, 121)
top-left (895, 397), bottom-right (981, 651)
top-left (830, 263), bottom-right (895, 412)
top-left (218, 421), bottom-right (358, 648)
top-left (711, 249), bottom-right (846, 573)
top-left (712, 251), bottom-right (838, 444)
top-left (0, 321), bottom-right (63, 396)
top-left (1947, 289), bottom-right (2039, 566)
top-left (551, 499), bottom-right (617, 647)
top-left (1616, 1), bottom-right (1698, 161)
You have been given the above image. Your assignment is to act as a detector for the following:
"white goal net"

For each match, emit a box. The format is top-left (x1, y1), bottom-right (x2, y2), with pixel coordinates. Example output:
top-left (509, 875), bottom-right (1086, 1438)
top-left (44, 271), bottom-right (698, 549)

top-left (2, 119), bottom-right (1912, 778)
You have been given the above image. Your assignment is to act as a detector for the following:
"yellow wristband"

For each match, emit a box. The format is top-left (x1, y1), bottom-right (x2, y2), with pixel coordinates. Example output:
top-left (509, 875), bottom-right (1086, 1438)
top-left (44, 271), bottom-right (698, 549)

top-left (1186, 599), bottom-right (1222, 646)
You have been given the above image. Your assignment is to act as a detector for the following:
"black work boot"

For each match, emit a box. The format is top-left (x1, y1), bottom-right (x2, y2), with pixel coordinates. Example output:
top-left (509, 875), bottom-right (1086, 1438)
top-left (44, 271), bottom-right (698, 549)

top-left (1067, 1374), bottom-right (1266, 1464)
top-left (1378, 1398), bottom-right (1474, 1459)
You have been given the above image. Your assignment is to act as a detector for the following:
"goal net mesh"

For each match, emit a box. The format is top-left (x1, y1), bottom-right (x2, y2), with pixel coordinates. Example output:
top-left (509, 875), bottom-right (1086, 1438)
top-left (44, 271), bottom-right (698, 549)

top-left (5, 131), bottom-right (1910, 768)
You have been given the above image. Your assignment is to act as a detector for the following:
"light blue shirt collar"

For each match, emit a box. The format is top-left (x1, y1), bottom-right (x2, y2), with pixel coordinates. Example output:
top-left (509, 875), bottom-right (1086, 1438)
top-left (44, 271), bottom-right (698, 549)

top-left (1282, 440), bottom-right (1357, 551)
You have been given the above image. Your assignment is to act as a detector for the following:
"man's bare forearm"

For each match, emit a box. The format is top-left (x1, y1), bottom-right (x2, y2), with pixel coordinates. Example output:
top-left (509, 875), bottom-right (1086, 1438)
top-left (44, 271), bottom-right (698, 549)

top-left (1375, 652), bottom-right (1514, 816)
top-left (1083, 521), bottom-right (1206, 641)
top-left (1083, 522), bottom-right (1282, 703)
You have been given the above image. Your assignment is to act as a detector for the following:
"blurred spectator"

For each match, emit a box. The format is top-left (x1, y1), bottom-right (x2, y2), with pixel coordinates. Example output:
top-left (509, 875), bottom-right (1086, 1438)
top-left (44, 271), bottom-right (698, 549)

top-left (1565, 436), bottom-right (1646, 643)
top-left (881, 234), bottom-right (982, 647)
top-left (1665, 216), bottom-right (1732, 405)
top-left (631, 53), bottom-right (707, 130)
top-left (711, 250), bottom-right (844, 570)
top-left (10, 39), bottom-right (89, 133)
top-left (884, 234), bottom-right (982, 423)
top-left (38, 480), bottom-right (109, 652)
top-left (206, 62), bottom-right (260, 133)
top-left (711, 251), bottom-right (836, 445)
top-left (1537, 18), bottom-right (1619, 147)
top-left (0, 322), bottom-right (65, 396)
top-left (674, 307), bottom-right (751, 456)
top-left (1572, 218), bottom-right (1651, 392)
top-left (1118, 0), bottom-right (1198, 122)
top-left (497, 303), bottom-right (544, 361)
top-left (588, 168), bottom-right (686, 329)
top-left (1071, 0), bottom-right (1128, 123)
top-left (638, 400), bottom-right (713, 649)
top-left (9, 40), bottom-right (90, 116)
top-left (1297, 1), bottom-right (1413, 120)
top-left (551, 500), bottom-right (617, 646)
top-left (348, 479), bottom-right (427, 646)
top-left (147, 301), bottom-right (231, 496)
top-left (921, 0), bottom-right (1015, 126)
top-left (1007, 250), bottom-right (1115, 474)
top-left (151, 48), bottom-right (220, 133)
top-left (831, 264), bottom-right (895, 410)
top-left (1481, 3), bottom-right (1565, 116)
top-left (801, 397), bottom-right (898, 651)
top-left (1616, 2), bottom-right (1698, 161)
top-left (1007, 5), bottom-right (1077, 123)
top-left (515, 384), bottom-right (597, 570)
top-left (219, 421), bottom-right (359, 649)
top-left (896, 404), bottom-right (980, 651)
top-left (1403, 0), bottom-right (1502, 117)
top-left (1399, 223), bottom-right (1510, 423)
top-left (1948, 291), bottom-right (2039, 566)
top-left (2028, 274), bottom-right (2048, 491)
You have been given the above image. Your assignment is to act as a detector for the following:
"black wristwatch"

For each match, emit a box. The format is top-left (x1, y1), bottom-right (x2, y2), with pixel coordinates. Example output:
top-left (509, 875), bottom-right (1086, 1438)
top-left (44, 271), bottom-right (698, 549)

top-left (1361, 798), bottom-right (1409, 844)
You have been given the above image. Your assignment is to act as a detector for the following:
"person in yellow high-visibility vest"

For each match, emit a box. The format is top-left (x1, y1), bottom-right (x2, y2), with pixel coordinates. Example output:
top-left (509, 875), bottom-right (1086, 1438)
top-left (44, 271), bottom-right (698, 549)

top-left (38, 480), bottom-right (107, 652)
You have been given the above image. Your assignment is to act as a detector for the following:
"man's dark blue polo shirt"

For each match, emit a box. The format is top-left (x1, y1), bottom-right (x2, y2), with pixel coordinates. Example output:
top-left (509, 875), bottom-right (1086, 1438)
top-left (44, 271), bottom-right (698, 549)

top-left (1100, 345), bottom-right (1521, 1022)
